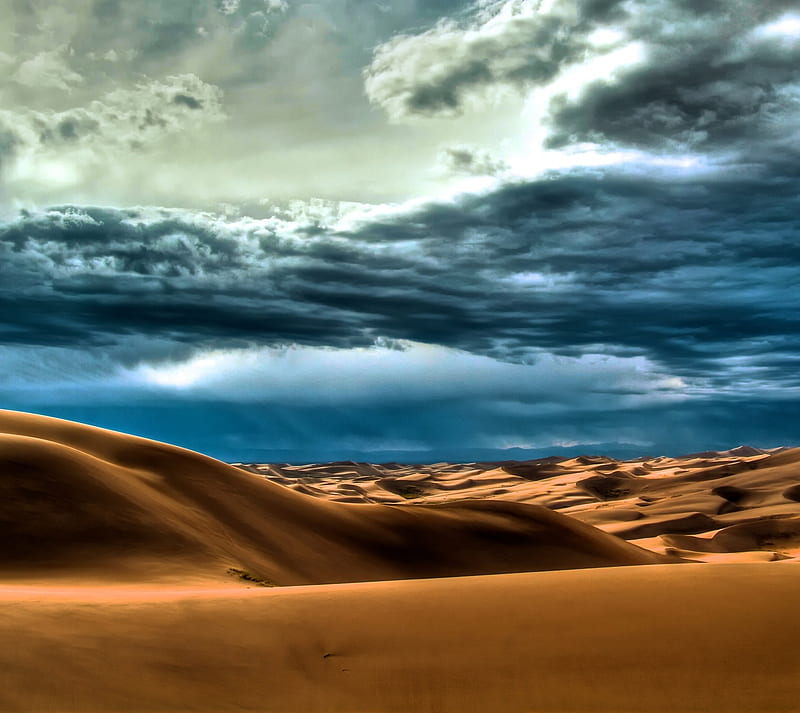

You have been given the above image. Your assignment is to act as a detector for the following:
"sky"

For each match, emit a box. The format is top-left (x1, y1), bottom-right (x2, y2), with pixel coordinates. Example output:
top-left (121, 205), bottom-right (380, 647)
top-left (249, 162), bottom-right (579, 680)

top-left (1, 0), bottom-right (799, 462)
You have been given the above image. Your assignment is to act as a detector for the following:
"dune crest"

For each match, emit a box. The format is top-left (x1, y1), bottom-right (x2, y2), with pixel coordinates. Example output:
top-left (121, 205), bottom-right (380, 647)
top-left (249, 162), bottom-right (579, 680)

top-left (237, 445), bottom-right (800, 562)
top-left (0, 410), bottom-right (665, 585)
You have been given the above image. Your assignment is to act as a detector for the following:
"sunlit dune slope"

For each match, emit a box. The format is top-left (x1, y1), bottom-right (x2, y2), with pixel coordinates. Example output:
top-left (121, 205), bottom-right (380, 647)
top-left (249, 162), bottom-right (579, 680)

top-left (247, 446), bottom-right (800, 561)
top-left (0, 410), bottom-right (665, 584)
top-left (1, 564), bottom-right (797, 713)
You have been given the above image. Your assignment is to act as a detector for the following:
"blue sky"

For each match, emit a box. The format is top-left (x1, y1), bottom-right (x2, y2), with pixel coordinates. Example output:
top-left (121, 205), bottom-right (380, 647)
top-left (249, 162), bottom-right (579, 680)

top-left (2, 0), bottom-right (799, 461)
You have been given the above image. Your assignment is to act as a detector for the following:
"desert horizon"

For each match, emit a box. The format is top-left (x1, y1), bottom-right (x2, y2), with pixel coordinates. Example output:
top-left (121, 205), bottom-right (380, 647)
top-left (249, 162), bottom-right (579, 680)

top-left (3, 1), bottom-right (800, 710)
top-left (231, 442), bottom-right (791, 467)
top-left (0, 409), bottom-right (798, 712)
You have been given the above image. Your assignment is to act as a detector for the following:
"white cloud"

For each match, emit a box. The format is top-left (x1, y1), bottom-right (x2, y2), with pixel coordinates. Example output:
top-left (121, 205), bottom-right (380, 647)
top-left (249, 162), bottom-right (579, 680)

top-left (219, 0), bottom-right (242, 14)
top-left (218, 0), bottom-right (287, 15)
top-left (754, 13), bottom-right (800, 40)
top-left (129, 340), bottom-right (687, 408)
top-left (0, 74), bottom-right (225, 194)
top-left (12, 49), bottom-right (84, 92)
top-left (364, 0), bottom-right (584, 121)
top-left (0, 338), bottom-right (691, 414)
top-left (504, 271), bottom-right (575, 291)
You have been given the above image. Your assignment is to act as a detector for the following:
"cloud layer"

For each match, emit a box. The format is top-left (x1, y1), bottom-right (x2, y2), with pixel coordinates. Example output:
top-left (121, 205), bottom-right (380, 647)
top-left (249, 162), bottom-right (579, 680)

top-left (5, 338), bottom-right (796, 462)
top-left (365, 0), bottom-right (800, 162)
top-left (2, 0), bottom-right (799, 458)
top-left (2, 161), bottom-right (798, 395)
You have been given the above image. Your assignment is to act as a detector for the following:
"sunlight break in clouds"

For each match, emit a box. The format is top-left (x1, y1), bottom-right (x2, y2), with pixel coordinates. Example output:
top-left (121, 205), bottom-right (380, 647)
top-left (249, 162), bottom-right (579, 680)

top-left (755, 13), bottom-right (800, 39)
top-left (132, 341), bottom-right (688, 407)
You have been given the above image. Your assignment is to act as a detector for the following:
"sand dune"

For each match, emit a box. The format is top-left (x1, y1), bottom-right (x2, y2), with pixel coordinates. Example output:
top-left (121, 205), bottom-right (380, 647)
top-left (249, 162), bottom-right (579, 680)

top-left (2, 410), bottom-right (798, 712)
top-left (0, 410), bottom-right (665, 585)
top-left (238, 446), bottom-right (800, 561)
top-left (663, 516), bottom-right (800, 554)
top-left (1, 564), bottom-right (798, 713)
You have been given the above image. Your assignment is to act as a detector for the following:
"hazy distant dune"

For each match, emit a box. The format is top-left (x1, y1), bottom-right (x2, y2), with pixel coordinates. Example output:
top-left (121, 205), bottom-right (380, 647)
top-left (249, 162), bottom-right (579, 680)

top-left (239, 444), bottom-right (800, 564)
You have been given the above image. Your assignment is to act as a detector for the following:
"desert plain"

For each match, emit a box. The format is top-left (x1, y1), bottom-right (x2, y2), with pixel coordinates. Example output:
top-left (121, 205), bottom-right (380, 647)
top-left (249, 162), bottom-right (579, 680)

top-left (1, 408), bottom-right (798, 712)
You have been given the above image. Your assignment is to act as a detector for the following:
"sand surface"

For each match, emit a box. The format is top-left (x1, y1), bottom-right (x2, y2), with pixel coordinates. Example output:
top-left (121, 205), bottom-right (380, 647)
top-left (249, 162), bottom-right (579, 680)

top-left (1, 565), bottom-right (799, 713)
top-left (237, 445), bottom-right (800, 562)
top-left (1, 410), bottom-right (798, 712)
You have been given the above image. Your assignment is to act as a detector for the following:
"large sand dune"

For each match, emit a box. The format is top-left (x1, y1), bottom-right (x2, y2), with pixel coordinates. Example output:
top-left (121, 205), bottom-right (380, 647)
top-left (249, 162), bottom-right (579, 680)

top-left (1, 410), bottom-right (798, 712)
top-left (1, 564), bottom-right (798, 713)
top-left (0, 410), bottom-right (664, 585)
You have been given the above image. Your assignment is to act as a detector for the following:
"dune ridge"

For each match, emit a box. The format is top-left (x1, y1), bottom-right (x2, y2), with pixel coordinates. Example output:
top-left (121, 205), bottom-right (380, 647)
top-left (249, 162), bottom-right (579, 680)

top-left (237, 446), bottom-right (800, 562)
top-left (0, 410), bottom-right (665, 585)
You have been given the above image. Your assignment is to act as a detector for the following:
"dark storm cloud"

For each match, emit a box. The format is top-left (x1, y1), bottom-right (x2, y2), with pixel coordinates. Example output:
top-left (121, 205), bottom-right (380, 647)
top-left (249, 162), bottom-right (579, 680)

top-left (366, 0), bottom-right (800, 164)
top-left (545, 1), bottom-right (800, 152)
top-left (2, 164), bottom-right (799, 390)
top-left (464, 171), bottom-right (800, 380)
top-left (438, 146), bottom-right (508, 176)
